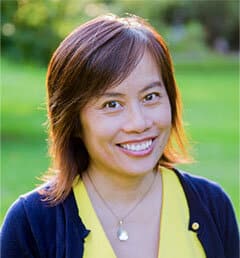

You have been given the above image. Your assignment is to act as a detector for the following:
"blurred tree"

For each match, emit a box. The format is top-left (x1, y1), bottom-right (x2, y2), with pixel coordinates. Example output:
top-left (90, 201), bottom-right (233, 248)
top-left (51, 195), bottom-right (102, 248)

top-left (1, 0), bottom-right (69, 64)
top-left (1, 0), bottom-right (239, 65)
top-left (161, 0), bottom-right (239, 51)
top-left (1, 0), bottom-right (18, 55)
top-left (1, 0), bottom-right (112, 64)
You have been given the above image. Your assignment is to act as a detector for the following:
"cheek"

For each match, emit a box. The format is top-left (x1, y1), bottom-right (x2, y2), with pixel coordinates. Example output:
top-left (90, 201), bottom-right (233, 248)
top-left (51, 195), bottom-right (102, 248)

top-left (81, 114), bottom-right (120, 144)
top-left (153, 105), bottom-right (172, 127)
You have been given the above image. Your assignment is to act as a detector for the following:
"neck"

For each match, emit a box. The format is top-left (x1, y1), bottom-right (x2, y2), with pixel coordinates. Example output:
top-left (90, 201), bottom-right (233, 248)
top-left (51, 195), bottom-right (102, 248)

top-left (83, 165), bottom-right (158, 206)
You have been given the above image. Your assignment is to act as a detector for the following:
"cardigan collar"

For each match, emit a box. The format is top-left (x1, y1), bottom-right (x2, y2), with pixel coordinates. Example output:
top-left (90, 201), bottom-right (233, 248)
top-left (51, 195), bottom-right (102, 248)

top-left (62, 190), bottom-right (90, 257)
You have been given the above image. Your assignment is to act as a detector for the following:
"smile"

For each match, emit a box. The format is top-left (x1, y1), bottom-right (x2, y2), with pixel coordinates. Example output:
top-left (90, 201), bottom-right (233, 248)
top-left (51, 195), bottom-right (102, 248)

top-left (119, 139), bottom-right (153, 152)
top-left (117, 138), bottom-right (156, 157)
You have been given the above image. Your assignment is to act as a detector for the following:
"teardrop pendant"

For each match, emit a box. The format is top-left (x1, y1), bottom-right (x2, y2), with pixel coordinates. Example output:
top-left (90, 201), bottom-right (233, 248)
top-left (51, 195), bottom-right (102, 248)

top-left (117, 220), bottom-right (128, 241)
top-left (117, 227), bottom-right (128, 241)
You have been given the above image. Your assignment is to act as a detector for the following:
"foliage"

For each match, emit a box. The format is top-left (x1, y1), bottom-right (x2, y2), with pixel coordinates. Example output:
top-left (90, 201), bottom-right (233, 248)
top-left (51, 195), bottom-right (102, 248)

top-left (2, 0), bottom-right (66, 64)
top-left (1, 0), bottom-right (239, 64)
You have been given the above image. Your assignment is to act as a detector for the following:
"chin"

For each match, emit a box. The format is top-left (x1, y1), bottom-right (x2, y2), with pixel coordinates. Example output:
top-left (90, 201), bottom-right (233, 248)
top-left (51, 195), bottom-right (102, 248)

top-left (119, 164), bottom-right (157, 177)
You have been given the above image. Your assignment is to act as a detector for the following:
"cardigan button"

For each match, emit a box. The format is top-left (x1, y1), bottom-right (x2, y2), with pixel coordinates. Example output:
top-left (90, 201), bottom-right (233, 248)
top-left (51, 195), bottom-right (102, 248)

top-left (191, 222), bottom-right (200, 231)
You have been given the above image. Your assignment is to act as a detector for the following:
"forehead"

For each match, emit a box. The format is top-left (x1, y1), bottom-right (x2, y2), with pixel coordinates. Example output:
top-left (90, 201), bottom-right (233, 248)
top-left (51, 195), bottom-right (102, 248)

top-left (106, 50), bottom-right (163, 93)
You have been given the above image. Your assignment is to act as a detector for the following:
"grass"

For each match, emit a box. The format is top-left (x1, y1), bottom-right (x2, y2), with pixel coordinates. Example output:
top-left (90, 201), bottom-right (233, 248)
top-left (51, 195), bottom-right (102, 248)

top-left (176, 57), bottom-right (239, 221)
top-left (1, 54), bottom-right (239, 223)
top-left (1, 58), bottom-right (50, 221)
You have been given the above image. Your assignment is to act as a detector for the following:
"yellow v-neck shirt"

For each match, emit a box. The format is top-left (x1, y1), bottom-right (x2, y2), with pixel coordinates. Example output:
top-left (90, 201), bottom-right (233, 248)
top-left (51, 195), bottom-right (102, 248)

top-left (73, 168), bottom-right (206, 258)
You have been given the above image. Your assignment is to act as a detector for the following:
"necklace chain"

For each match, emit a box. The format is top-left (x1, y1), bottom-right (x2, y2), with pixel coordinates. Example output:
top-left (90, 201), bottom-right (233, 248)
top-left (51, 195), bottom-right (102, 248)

top-left (86, 171), bottom-right (157, 224)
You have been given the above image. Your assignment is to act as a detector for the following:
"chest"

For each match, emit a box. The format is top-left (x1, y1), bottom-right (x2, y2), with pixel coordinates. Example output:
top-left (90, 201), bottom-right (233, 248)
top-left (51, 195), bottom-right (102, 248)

top-left (107, 220), bottom-right (160, 258)
top-left (96, 193), bottom-right (162, 258)
top-left (73, 170), bottom-right (207, 258)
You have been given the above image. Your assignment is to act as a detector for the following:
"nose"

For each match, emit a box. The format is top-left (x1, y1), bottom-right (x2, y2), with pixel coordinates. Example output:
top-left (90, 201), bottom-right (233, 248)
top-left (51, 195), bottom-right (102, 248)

top-left (122, 103), bottom-right (152, 133)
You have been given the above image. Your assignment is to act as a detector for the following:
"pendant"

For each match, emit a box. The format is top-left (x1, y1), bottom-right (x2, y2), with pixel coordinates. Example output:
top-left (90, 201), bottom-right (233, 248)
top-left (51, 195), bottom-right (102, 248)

top-left (117, 220), bottom-right (128, 241)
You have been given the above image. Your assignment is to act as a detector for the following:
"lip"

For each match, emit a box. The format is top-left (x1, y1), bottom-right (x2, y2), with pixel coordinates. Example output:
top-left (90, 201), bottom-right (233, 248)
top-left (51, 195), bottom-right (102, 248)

top-left (116, 137), bottom-right (157, 157)
top-left (116, 136), bottom-right (157, 145)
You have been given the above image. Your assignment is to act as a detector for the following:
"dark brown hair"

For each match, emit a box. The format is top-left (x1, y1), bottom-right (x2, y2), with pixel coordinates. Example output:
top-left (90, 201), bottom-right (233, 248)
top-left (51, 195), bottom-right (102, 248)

top-left (44, 14), bottom-right (192, 203)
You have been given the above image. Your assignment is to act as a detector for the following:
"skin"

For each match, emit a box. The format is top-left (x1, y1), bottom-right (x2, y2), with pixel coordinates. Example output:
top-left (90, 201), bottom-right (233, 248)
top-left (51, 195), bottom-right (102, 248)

top-left (79, 50), bottom-right (172, 257)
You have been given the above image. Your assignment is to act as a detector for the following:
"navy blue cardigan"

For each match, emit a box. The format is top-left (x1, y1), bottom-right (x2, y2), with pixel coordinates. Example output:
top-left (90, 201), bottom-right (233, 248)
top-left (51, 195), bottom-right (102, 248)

top-left (1, 169), bottom-right (239, 258)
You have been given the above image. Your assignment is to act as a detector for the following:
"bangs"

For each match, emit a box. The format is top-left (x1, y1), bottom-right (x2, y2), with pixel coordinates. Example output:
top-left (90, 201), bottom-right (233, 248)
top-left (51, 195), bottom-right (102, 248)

top-left (81, 28), bottom-right (148, 99)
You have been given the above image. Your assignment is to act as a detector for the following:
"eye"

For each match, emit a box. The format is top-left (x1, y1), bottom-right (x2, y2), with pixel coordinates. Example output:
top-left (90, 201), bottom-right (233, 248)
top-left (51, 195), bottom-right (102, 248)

top-left (103, 100), bottom-right (122, 109)
top-left (143, 92), bottom-right (161, 103)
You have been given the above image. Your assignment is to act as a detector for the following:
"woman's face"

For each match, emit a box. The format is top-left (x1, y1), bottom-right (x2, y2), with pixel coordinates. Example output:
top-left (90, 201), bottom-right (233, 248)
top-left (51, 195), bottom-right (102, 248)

top-left (80, 50), bottom-right (172, 177)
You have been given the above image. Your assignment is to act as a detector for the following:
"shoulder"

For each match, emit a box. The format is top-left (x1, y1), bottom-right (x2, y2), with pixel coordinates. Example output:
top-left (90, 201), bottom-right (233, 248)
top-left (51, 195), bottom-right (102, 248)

top-left (1, 183), bottom-right (67, 240)
top-left (174, 168), bottom-right (238, 229)
top-left (6, 184), bottom-right (57, 220)
top-left (1, 185), bottom-right (55, 257)
top-left (1, 185), bottom-right (87, 258)
top-left (174, 168), bottom-right (230, 203)
top-left (1, 185), bottom-right (58, 236)
top-left (1, 183), bottom-right (81, 234)
top-left (1, 184), bottom-right (73, 257)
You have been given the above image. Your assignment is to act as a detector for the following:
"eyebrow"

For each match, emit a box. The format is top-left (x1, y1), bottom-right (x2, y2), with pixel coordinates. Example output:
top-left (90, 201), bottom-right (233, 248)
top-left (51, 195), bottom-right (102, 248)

top-left (140, 81), bottom-right (163, 94)
top-left (102, 81), bottom-right (163, 98)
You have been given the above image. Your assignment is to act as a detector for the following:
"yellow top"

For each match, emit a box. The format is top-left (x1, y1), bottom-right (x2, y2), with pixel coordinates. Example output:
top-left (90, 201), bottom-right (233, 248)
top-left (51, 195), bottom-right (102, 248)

top-left (73, 168), bottom-right (206, 258)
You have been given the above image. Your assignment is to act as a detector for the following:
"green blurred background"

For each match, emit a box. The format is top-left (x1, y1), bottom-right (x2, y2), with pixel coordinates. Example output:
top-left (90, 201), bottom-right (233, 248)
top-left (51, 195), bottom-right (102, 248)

top-left (1, 0), bottom-right (239, 223)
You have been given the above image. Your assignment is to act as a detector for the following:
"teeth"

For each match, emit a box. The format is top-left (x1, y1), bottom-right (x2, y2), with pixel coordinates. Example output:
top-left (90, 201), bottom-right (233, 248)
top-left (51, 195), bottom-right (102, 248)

top-left (120, 140), bottom-right (152, 151)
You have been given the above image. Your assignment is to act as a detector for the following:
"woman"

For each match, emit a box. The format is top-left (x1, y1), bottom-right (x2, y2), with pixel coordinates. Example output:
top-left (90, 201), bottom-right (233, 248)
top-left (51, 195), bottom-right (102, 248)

top-left (1, 14), bottom-right (239, 258)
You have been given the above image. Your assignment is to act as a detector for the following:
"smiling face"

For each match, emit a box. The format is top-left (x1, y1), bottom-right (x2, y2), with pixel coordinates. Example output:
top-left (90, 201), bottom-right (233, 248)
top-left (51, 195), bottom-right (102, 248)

top-left (79, 50), bottom-right (172, 178)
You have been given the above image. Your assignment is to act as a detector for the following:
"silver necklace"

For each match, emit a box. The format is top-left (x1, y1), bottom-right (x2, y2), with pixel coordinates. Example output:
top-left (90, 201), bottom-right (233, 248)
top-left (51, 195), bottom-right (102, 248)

top-left (87, 171), bottom-right (157, 241)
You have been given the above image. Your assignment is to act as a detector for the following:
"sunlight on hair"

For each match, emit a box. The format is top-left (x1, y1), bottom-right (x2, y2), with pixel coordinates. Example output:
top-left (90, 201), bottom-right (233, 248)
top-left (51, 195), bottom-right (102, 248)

top-left (103, 13), bottom-right (143, 28)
